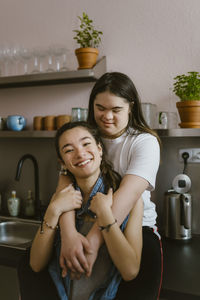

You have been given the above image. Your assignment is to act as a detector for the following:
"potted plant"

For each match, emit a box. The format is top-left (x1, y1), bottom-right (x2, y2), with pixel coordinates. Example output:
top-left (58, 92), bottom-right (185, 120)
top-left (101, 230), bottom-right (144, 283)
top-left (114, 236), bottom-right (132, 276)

top-left (173, 71), bottom-right (200, 128)
top-left (73, 12), bottom-right (103, 69)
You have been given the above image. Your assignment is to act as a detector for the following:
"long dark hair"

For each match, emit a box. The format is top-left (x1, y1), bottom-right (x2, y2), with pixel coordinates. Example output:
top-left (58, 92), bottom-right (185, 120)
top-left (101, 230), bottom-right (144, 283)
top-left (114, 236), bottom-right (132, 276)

top-left (55, 121), bottom-right (121, 192)
top-left (88, 72), bottom-right (160, 142)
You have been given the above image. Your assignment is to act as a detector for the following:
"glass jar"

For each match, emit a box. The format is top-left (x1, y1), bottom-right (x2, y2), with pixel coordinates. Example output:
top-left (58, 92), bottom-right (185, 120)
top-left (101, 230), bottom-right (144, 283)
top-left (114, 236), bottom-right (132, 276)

top-left (71, 107), bottom-right (82, 122)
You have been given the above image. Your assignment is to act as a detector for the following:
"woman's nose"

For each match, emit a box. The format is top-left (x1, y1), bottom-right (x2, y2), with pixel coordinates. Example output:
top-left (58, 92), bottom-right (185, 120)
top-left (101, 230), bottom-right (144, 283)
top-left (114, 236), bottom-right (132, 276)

top-left (103, 110), bottom-right (113, 120)
top-left (75, 147), bottom-right (85, 157)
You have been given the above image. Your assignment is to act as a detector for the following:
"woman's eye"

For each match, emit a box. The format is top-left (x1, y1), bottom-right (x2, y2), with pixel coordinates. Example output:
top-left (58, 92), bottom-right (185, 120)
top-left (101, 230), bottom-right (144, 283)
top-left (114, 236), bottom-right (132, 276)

top-left (97, 106), bottom-right (104, 111)
top-left (113, 108), bottom-right (121, 113)
top-left (65, 149), bottom-right (73, 153)
top-left (83, 142), bottom-right (91, 147)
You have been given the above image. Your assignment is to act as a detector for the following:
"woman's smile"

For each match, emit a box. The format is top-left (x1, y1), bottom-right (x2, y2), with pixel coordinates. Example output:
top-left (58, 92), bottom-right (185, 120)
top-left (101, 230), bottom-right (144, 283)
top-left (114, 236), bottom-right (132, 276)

top-left (59, 127), bottom-right (102, 180)
top-left (74, 158), bottom-right (93, 167)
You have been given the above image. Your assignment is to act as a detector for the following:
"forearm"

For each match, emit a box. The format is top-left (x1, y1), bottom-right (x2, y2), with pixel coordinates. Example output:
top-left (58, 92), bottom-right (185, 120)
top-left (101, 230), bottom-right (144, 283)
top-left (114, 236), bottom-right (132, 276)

top-left (30, 205), bottom-right (60, 272)
top-left (111, 175), bottom-right (148, 225)
top-left (59, 210), bottom-right (76, 240)
top-left (97, 208), bottom-right (140, 280)
top-left (57, 175), bottom-right (77, 238)
top-left (86, 222), bottom-right (103, 252)
top-left (87, 175), bottom-right (147, 251)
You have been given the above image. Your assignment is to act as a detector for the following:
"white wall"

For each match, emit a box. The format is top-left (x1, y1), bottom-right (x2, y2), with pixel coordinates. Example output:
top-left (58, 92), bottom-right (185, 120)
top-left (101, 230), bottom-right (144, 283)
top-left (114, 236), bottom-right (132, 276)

top-left (1, 0), bottom-right (200, 127)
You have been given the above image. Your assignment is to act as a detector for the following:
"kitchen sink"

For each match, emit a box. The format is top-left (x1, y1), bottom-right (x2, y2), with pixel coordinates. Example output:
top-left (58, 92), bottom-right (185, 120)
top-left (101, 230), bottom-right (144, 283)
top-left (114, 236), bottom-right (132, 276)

top-left (0, 219), bottom-right (40, 250)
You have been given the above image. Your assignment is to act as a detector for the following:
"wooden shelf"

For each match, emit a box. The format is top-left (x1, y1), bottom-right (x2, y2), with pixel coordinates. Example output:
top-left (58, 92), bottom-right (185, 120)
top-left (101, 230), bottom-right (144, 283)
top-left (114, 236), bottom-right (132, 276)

top-left (0, 131), bottom-right (56, 138)
top-left (0, 56), bottom-right (106, 89)
top-left (156, 128), bottom-right (200, 137)
top-left (0, 128), bottom-right (200, 139)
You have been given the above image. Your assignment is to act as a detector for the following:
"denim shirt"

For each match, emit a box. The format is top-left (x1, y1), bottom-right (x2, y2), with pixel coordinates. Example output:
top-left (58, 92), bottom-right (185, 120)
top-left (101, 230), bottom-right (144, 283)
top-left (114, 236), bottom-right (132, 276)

top-left (49, 175), bottom-right (128, 300)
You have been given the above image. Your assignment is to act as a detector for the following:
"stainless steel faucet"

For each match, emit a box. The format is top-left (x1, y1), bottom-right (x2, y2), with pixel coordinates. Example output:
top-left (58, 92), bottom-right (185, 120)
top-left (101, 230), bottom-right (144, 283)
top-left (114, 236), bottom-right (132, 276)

top-left (15, 154), bottom-right (41, 219)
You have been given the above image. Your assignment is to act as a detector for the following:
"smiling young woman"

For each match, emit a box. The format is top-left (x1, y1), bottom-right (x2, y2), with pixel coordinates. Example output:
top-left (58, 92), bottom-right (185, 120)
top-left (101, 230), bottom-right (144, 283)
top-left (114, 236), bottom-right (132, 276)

top-left (93, 91), bottom-right (131, 138)
top-left (29, 121), bottom-right (143, 300)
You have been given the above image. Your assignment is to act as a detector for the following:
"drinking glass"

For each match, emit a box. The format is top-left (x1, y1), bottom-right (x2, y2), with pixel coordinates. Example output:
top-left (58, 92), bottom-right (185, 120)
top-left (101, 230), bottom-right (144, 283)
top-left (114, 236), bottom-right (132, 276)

top-left (31, 48), bottom-right (40, 74)
top-left (50, 44), bottom-right (68, 72)
top-left (20, 47), bottom-right (32, 74)
top-left (60, 48), bottom-right (69, 71)
top-left (0, 45), bottom-right (12, 76)
top-left (31, 47), bottom-right (45, 73)
top-left (10, 45), bottom-right (21, 75)
top-left (46, 46), bottom-right (55, 72)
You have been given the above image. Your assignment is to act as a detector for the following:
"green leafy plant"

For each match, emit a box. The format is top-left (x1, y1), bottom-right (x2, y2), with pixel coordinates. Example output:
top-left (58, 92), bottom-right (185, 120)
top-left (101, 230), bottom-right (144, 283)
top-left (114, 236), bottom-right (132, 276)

top-left (73, 12), bottom-right (103, 48)
top-left (173, 71), bottom-right (200, 101)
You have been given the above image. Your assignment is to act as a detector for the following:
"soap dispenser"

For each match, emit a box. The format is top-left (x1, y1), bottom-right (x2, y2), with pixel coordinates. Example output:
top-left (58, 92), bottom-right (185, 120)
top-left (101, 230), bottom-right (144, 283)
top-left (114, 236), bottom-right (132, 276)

top-left (24, 190), bottom-right (35, 217)
top-left (7, 190), bottom-right (21, 217)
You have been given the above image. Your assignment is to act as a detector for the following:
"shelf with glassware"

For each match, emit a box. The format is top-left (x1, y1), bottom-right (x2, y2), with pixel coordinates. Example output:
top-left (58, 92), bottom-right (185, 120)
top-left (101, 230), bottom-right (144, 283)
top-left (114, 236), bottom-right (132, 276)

top-left (0, 56), bottom-right (106, 89)
top-left (0, 128), bottom-right (200, 138)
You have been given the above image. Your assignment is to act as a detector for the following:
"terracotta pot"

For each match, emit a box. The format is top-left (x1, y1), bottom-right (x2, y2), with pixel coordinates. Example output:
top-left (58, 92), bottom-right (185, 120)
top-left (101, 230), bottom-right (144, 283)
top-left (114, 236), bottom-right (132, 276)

top-left (176, 101), bottom-right (200, 128)
top-left (75, 48), bottom-right (99, 69)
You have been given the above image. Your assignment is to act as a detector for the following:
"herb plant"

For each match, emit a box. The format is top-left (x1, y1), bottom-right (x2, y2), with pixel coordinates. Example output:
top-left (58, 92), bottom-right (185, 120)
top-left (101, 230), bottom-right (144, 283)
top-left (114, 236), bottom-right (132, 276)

top-left (173, 71), bottom-right (200, 101)
top-left (73, 12), bottom-right (103, 48)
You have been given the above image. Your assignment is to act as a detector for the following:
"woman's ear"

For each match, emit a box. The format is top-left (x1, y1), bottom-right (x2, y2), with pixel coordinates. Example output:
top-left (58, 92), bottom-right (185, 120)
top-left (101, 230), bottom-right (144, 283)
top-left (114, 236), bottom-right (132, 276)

top-left (57, 160), bottom-right (68, 175)
top-left (98, 144), bottom-right (103, 157)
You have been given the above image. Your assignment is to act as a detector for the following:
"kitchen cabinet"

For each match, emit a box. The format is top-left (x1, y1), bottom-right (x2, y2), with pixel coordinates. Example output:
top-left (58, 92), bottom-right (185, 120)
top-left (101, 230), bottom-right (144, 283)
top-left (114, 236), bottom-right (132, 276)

top-left (0, 246), bottom-right (24, 300)
top-left (0, 266), bottom-right (19, 300)
top-left (0, 56), bottom-right (106, 88)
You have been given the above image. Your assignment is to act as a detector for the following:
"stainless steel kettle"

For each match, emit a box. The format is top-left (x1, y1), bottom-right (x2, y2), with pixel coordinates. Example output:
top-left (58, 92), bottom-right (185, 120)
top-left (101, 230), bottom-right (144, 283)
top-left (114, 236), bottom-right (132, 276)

top-left (164, 190), bottom-right (192, 240)
top-left (164, 173), bottom-right (192, 240)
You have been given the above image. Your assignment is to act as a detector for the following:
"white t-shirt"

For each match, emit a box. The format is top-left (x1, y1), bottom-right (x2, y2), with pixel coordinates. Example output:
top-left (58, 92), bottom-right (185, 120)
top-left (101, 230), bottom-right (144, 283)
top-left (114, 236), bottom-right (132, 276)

top-left (102, 129), bottom-right (160, 228)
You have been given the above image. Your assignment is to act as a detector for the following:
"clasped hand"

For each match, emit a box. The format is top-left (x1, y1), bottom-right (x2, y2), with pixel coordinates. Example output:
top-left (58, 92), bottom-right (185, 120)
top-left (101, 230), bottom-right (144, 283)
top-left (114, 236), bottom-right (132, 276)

top-left (59, 189), bottom-right (113, 279)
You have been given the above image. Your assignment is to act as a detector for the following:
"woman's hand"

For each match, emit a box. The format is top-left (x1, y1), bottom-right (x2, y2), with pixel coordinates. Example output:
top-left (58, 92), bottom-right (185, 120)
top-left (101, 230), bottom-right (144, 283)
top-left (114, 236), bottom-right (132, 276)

top-left (90, 188), bottom-right (113, 216)
top-left (50, 184), bottom-right (82, 216)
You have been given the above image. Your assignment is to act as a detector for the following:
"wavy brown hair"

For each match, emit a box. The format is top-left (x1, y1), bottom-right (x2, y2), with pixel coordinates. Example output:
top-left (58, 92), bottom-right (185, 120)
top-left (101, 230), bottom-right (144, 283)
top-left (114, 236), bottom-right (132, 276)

top-left (55, 121), bottom-right (121, 192)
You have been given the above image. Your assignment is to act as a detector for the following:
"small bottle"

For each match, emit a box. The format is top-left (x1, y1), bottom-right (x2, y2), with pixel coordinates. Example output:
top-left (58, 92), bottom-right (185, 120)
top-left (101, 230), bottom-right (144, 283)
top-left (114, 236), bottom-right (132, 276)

top-left (7, 190), bottom-right (21, 217)
top-left (24, 190), bottom-right (35, 217)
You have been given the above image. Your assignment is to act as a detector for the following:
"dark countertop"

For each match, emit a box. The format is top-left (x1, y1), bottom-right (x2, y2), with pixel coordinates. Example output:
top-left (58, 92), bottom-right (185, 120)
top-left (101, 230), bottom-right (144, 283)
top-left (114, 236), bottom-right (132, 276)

top-left (1, 233), bottom-right (200, 298)
top-left (161, 234), bottom-right (200, 298)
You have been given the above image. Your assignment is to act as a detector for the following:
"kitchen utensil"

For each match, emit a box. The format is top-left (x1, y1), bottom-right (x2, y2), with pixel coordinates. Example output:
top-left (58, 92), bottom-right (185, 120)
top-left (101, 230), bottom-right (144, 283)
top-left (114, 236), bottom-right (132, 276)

top-left (71, 107), bottom-right (82, 122)
top-left (56, 115), bottom-right (71, 129)
top-left (141, 103), bottom-right (157, 129)
top-left (158, 111), bottom-right (178, 129)
top-left (0, 117), bottom-right (6, 130)
top-left (164, 190), bottom-right (192, 240)
top-left (7, 115), bottom-right (26, 131)
top-left (43, 115), bottom-right (56, 130)
top-left (33, 116), bottom-right (44, 130)
top-left (172, 174), bottom-right (191, 194)
top-left (164, 173), bottom-right (192, 240)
